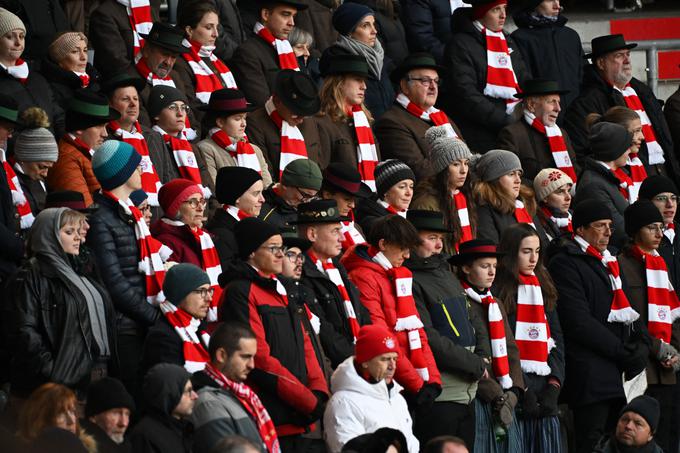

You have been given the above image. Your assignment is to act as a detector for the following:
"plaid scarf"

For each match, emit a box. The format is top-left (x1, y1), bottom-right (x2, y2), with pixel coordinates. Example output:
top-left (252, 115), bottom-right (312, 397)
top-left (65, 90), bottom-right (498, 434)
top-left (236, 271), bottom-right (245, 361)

top-left (159, 302), bottom-right (210, 372)
top-left (265, 97), bottom-right (307, 176)
top-left (395, 93), bottom-right (458, 137)
top-left (2, 59), bottom-right (28, 84)
top-left (351, 105), bottom-right (379, 192)
top-left (515, 273), bottom-right (555, 376)
top-left (524, 111), bottom-right (577, 183)
top-left (514, 198), bottom-right (535, 228)
top-left (476, 22), bottom-right (520, 114)
top-left (182, 39), bottom-right (238, 104)
top-left (1, 149), bottom-right (34, 229)
top-left (452, 190), bottom-right (472, 251)
top-left (117, 0), bottom-right (152, 56)
top-left (209, 128), bottom-right (262, 174)
top-left (254, 22), bottom-right (299, 70)
top-left (615, 84), bottom-right (665, 165)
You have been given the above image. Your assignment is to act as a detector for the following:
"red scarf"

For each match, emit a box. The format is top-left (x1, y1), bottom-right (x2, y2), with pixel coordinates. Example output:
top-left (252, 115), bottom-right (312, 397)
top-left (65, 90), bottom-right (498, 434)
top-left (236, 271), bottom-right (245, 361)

top-left (254, 22), bottom-right (299, 70)
top-left (626, 153), bottom-right (647, 202)
top-left (209, 128), bottom-right (262, 174)
top-left (153, 126), bottom-right (209, 197)
top-left (1, 150), bottom-right (34, 229)
top-left (102, 191), bottom-right (171, 304)
top-left (615, 84), bottom-right (665, 166)
top-left (540, 206), bottom-right (572, 234)
top-left (351, 104), bottom-right (379, 192)
top-left (611, 166), bottom-right (636, 203)
top-left (117, 0), bottom-right (152, 56)
top-left (308, 250), bottom-right (361, 342)
top-left (224, 205), bottom-right (252, 221)
top-left (74, 71), bottom-right (90, 88)
top-left (191, 227), bottom-right (223, 323)
top-left (2, 59), bottom-right (28, 84)
top-left (265, 97), bottom-right (307, 176)
top-left (159, 302), bottom-right (211, 372)
top-left (665, 223), bottom-right (675, 244)
top-left (135, 56), bottom-right (175, 87)
top-left (452, 190), bottom-right (472, 251)
top-left (395, 93), bottom-right (458, 137)
top-left (204, 362), bottom-right (281, 453)
top-left (182, 39), bottom-right (238, 104)
top-left (377, 200), bottom-right (407, 218)
top-left (514, 198), bottom-right (535, 228)
top-left (478, 24), bottom-right (520, 114)
top-left (340, 211), bottom-right (365, 251)
top-left (631, 246), bottom-right (680, 343)
top-left (109, 120), bottom-right (162, 206)
top-left (515, 273), bottom-right (555, 376)
top-left (64, 133), bottom-right (95, 158)
top-left (524, 111), bottom-right (577, 183)
top-left (574, 235), bottom-right (639, 324)
top-left (367, 246), bottom-right (431, 381)
top-left (462, 281), bottom-right (512, 389)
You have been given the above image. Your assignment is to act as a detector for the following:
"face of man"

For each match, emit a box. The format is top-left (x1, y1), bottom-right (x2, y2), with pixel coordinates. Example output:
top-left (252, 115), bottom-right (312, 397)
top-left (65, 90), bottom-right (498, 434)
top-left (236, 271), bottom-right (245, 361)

top-left (361, 352), bottom-right (398, 383)
top-left (172, 380), bottom-right (198, 419)
top-left (220, 338), bottom-right (257, 382)
top-left (279, 183), bottom-right (318, 208)
top-left (576, 219), bottom-right (613, 253)
top-left (308, 223), bottom-right (343, 260)
top-left (615, 411), bottom-right (653, 447)
top-left (179, 283), bottom-right (212, 319)
top-left (415, 230), bottom-right (444, 258)
top-left (261, 6), bottom-right (297, 39)
top-left (76, 123), bottom-right (108, 149)
top-left (110, 86), bottom-right (140, 128)
top-left (19, 161), bottom-right (53, 181)
top-left (142, 44), bottom-right (178, 78)
top-left (250, 235), bottom-right (284, 275)
top-left (400, 68), bottom-right (439, 110)
top-left (479, 4), bottom-right (506, 32)
top-left (651, 192), bottom-right (678, 225)
top-left (281, 246), bottom-right (304, 279)
top-left (90, 408), bottom-right (131, 444)
top-left (526, 94), bottom-right (561, 127)
top-left (596, 49), bottom-right (633, 88)
top-left (272, 95), bottom-right (304, 127)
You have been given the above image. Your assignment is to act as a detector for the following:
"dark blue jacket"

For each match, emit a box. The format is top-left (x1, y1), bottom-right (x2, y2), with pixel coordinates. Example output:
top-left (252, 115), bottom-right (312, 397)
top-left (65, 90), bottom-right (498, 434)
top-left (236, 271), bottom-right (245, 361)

top-left (400, 0), bottom-right (453, 63)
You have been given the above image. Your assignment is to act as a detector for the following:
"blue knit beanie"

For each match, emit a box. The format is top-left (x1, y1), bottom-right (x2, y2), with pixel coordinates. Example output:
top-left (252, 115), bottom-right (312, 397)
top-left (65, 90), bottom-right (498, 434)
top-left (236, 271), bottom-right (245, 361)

top-left (332, 2), bottom-right (374, 36)
top-left (130, 189), bottom-right (148, 207)
top-left (92, 140), bottom-right (142, 190)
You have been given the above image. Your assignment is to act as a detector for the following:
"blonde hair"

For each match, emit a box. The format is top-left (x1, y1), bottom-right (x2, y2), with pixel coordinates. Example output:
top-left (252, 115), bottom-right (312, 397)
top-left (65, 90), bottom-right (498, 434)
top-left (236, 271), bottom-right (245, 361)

top-left (474, 179), bottom-right (537, 216)
top-left (319, 74), bottom-right (373, 123)
top-left (60, 209), bottom-right (87, 229)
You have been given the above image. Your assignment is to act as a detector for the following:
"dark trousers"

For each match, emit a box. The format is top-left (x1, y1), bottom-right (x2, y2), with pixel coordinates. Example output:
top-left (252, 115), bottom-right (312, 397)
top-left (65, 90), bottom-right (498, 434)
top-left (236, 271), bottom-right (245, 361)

top-left (279, 435), bottom-right (326, 453)
top-left (414, 400), bottom-right (476, 450)
top-left (572, 398), bottom-right (625, 453)
top-left (649, 382), bottom-right (679, 453)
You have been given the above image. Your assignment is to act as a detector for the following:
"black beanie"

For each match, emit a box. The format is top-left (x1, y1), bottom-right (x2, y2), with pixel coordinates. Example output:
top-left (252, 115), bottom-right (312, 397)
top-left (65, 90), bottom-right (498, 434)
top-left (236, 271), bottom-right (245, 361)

top-left (234, 217), bottom-right (280, 259)
top-left (624, 199), bottom-right (663, 237)
top-left (374, 159), bottom-right (415, 198)
top-left (573, 199), bottom-right (613, 230)
top-left (162, 263), bottom-right (210, 305)
top-left (589, 122), bottom-right (632, 162)
top-left (215, 166), bottom-right (262, 205)
top-left (639, 174), bottom-right (679, 200)
top-left (85, 377), bottom-right (135, 417)
top-left (620, 395), bottom-right (660, 433)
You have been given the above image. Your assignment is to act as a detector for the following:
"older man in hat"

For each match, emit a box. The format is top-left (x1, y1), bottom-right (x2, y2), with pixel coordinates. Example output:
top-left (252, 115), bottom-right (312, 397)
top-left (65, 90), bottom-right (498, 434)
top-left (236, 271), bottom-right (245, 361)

top-left (231, 0), bottom-right (309, 106)
top-left (375, 53), bottom-right (463, 180)
top-left (565, 34), bottom-right (680, 184)
top-left (497, 78), bottom-right (579, 181)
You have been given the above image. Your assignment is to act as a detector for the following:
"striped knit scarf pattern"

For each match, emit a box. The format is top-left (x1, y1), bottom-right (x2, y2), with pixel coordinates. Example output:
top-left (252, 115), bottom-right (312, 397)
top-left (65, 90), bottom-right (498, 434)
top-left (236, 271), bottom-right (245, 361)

top-left (153, 126), bottom-right (210, 198)
top-left (182, 39), bottom-right (238, 104)
top-left (1, 149), bottom-right (34, 229)
top-left (224, 205), bottom-right (252, 221)
top-left (160, 302), bottom-right (210, 372)
top-left (117, 0), bottom-right (152, 56)
top-left (615, 84), bottom-right (665, 165)
top-left (514, 198), bottom-right (535, 228)
top-left (351, 105), bottom-right (379, 192)
top-left (2, 59), bottom-right (28, 84)
top-left (395, 93), bottom-right (458, 137)
top-left (65, 133), bottom-right (95, 158)
top-left (209, 128), bottom-right (262, 174)
top-left (452, 190), bottom-right (472, 251)
top-left (477, 23), bottom-right (520, 114)
top-left (254, 22), bottom-right (299, 70)
top-left (524, 111), bottom-right (577, 183)
top-left (515, 273), bottom-right (555, 376)
top-left (265, 97), bottom-right (307, 176)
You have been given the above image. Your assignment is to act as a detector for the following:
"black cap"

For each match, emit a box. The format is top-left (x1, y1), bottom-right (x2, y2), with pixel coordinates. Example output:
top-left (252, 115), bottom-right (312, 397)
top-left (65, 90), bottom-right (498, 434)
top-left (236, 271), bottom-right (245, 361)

top-left (234, 217), bottom-right (281, 259)
top-left (448, 238), bottom-right (503, 266)
top-left (198, 88), bottom-right (257, 114)
top-left (100, 71), bottom-right (147, 96)
top-left (290, 199), bottom-right (350, 224)
top-left (66, 89), bottom-right (120, 132)
top-left (215, 166), bottom-right (262, 205)
top-left (620, 395), bottom-right (660, 433)
top-left (390, 52), bottom-right (446, 85)
top-left (147, 85), bottom-right (187, 119)
top-left (624, 199), bottom-right (663, 237)
top-left (85, 377), bottom-right (135, 417)
top-left (639, 175), bottom-right (679, 200)
top-left (515, 78), bottom-right (569, 99)
top-left (585, 34), bottom-right (638, 60)
top-left (140, 22), bottom-right (190, 54)
top-left (407, 210), bottom-right (452, 233)
top-left (319, 52), bottom-right (371, 78)
top-left (273, 69), bottom-right (320, 117)
top-left (572, 199), bottom-right (613, 230)
top-left (323, 162), bottom-right (372, 198)
top-left (589, 122), bottom-right (632, 162)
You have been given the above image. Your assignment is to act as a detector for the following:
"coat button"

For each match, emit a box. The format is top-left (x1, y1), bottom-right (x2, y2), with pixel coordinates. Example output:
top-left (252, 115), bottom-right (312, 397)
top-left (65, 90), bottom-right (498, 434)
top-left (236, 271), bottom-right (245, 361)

top-left (14, 213), bottom-right (19, 218)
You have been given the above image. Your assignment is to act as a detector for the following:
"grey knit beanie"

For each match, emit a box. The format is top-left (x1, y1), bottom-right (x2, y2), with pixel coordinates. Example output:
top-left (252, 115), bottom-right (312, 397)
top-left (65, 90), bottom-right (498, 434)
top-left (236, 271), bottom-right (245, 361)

top-left (48, 32), bottom-right (87, 64)
top-left (474, 149), bottom-right (522, 182)
top-left (374, 159), bottom-right (415, 197)
top-left (425, 125), bottom-right (472, 174)
top-left (533, 168), bottom-right (573, 202)
top-left (0, 8), bottom-right (25, 37)
top-left (589, 121), bottom-right (632, 162)
top-left (14, 128), bottom-right (59, 162)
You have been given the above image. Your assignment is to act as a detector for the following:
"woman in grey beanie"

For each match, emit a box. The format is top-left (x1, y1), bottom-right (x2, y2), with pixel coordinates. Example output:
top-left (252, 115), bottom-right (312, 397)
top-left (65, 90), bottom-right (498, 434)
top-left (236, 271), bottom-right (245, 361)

top-left (411, 125), bottom-right (476, 254)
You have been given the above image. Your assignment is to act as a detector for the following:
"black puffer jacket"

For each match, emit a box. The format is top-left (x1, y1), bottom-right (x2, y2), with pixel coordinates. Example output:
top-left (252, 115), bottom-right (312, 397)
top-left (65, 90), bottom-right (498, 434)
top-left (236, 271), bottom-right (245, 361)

top-left (87, 192), bottom-right (160, 334)
top-left (258, 186), bottom-right (298, 229)
top-left (41, 58), bottom-right (101, 111)
top-left (205, 208), bottom-right (239, 268)
top-left (400, 0), bottom-right (453, 63)
top-left (345, 0), bottom-right (409, 66)
top-left (442, 8), bottom-right (531, 153)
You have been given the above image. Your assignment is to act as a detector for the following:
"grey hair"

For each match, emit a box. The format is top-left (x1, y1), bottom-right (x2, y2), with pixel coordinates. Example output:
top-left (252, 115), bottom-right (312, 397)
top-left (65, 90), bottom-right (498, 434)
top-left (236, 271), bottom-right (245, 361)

top-left (288, 27), bottom-right (313, 48)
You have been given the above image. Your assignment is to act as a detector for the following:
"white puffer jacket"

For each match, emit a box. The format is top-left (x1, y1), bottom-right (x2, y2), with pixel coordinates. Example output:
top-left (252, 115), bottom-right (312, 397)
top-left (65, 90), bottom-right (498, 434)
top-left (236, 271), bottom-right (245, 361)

top-left (323, 356), bottom-right (419, 453)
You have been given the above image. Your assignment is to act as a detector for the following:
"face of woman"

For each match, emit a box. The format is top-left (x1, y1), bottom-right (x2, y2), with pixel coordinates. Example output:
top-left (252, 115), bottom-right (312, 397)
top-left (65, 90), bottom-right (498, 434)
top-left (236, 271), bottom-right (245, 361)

top-left (480, 4), bottom-right (507, 32)
top-left (463, 257), bottom-right (497, 290)
top-left (236, 179), bottom-right (265, 216)
top-left (59, 38), bottom-right (88, 73)
top-left (544, 183), bottom-right (572, 213)
top-left (380, 241), bottom-right (410, 268)
top-left (416, 231), bottom-right (444, 258)
top-left (59, 221), bottom-right (81, 255)
top-left (293, 42), bottom-right (310, 61)
top-left (350, 15), bottom-right (377, 47)
top-left (0, 29), bottom-right (25, 65)
top-left (497, 170), bottom-right (522, 199)
top-left (626, 118), bottom-right (644, 154)
top-left (448, 159), bottom-right (469, 190)
top-left (517, 235), bottom-right (540, 275)
top-left (186, 12), bottom-right (219, 46)
top-left (217, 113), bottom-right (247, 140)
top-left (179, 193), bottom-right (206, 229)
top-left (384, 179), bottom-right (414, 211)
top-left (156, 102), bottom-right (188, 136)
top-left (636, 222), bottom-right (664, 253)
top-left (54, 404), bottom-right (77, 435)
top-left (341, 76), bottom-right (367, 106)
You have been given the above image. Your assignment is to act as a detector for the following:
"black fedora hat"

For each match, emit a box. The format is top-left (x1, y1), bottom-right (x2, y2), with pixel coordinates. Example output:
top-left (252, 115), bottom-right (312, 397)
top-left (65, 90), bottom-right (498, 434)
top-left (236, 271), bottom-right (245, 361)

top-left (514, 78), bottom-right (569, 99)
top-left (448, 238), bottom-right (504, 266)
top-left (140, 22), bottom-right (190, 54)
top-left (274, 69), bottom-right (321, 117)
top-left (585, 34), bottom-right (637, 60)
top-left (66, 89), bottom-right (120, 132)
top-left (256, 0), bottom-right (309, 11)
top-left (407, 210), bottom-right (452, 233)
top-left (198, 88), bottom-right (257, 114)
top-left (290, 199), bottom-right (350, 224)
top-left (0, 94), bottom-right (20, 126)
top-left (280, 226), bottom-right (312, 251)
top-left (319, 52), bottom-right (370, 78)
top-left (323, 162), bottom-right (373, 198)
top-left (100, 71), bottom-right (147, 96)
top-left (390, 52), bottom-right (446, 86)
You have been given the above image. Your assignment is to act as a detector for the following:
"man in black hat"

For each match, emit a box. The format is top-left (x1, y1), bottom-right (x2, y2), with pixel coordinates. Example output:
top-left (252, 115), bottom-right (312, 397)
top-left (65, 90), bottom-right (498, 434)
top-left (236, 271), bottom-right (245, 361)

top-left (547, 199), bottom-right (651, 453)
top-left (565, 34), bottom-right (680, 185)
top-left (81, 377), bottom-right (136, 453)
top-left (231, 0), bottom-right (310, 106)
top-left (497, 78), bottom-right (580, 181)
top-left (375, 53), bottom-right (463, 180)
top-left (593, 395), bottom-right (663, 453)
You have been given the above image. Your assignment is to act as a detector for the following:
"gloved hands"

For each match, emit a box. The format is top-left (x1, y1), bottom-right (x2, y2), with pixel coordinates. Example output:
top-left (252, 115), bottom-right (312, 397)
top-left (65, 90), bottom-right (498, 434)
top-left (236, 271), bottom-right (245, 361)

top-left (307, 390), bottom-right (328, 421)
top-left (620, 341), bottom-right (650, 380)
top-left (492, 390), bottom-right (518, 429)
top-left (415, 383), bottom-right (442, 412)
top-left (657, 341), bottom-right (679, 361)
top-left (519, 388), bottom-right (540, 419)
top-left (538, 384), bottom-right (561, 417)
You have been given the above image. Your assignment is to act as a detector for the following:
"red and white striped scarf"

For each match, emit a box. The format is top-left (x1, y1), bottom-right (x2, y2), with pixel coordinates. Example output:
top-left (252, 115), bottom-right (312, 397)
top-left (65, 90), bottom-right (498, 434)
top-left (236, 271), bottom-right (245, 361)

top-left (631, 245), bottom-right (680, 344)
top-left (265, 97), bottom-right (307, 176)
top-left (608, 164), bottom-right (636, 203)
top-left (462, 281), bottom-right (512, 389)
top-left (64, 133), bottom-right (95, 158)
top-left (452, 190), bottom-right (472, 251)
top-left (377, 200), bottom-right (407, 218)
top-left (625, 154), bottom-right (647, 202)
top-left (615, 84), bottom-right (665, 165)
top-left (191, 228), bottom-right (223, 323)
top-left (1, 149), bottom-right (34, 229)
top-left (665, 223), bottom-right (675, 244)
top-left (514, 198), bottom-right (535, 228)
top-left (540, 206), bottom-right (572, 234)
top-left (103, 190), bottom-right (171, 304)
top-left (351, 105), bottom-right (379, 192)
top-left (395, 93), bottom-right (458, 137)
top-left (368, 246), bottom-right (430, 381)
top-left (224, 205), bottom-right (252, 221)
top-left (109, 120), bottom-right (162, 206)
top-left (135, 55), bottom-right (176, 87)
top-left (574, 234), bottom-right (639, 324)
top-left (254, 22), bottom-right (299, 71)
top-left (117, 0), bottom-right (152, 56)
top-left (182, 39), bottom-right (238, 104)
top-left (340, 212), bottom-right (365, 251)
top-left (2, 59), bottom-right (29, 84)
top-left (204, 362), bottom-right (281, 453)
top-left (153, 125), bottom-right (210, 197)
top-left (74, 71), bottom-right (90, 88)
top-left (515, 273), bottom-right (555, 376)
top-left (159, 301), bottom-right (211, 372)
top-left (309, 250), bottom-right (360, 342)
top-left (477, 23), bottom-right (520, 114)
top-left (524, 111), bottom-right (577, 183)
top-left (209, 128), bottom-right (262, 174)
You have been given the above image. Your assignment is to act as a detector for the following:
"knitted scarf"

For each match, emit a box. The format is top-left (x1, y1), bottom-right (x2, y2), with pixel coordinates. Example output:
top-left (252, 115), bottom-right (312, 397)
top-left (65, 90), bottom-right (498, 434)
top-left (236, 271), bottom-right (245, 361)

top-left (109, 120), bottom-right (162, 206)
top-left (209, 128), bottom-right (262, 174)
top-left (153, 125), bottom-right (210, 197)
top-left (625, 153), bottom-right (647, 202)
top-left (102, 191), bottom-right (171, 304)
top-left (452, 190), bottom-right (472, 251)
top-left (74, 71), bottom-right (90, 88)
top-left (182, 39), bottom-right (238, 104)
top-left (340, 211), bottom-right (365, 251)
top-left (308, 250), bottom-right (361, 342)
top-left (64, 133), bottom-right (95, 158)
top-left (378, 200), bottom-right (407, 218)
top-left (203, 362), bottom-right (281, 453)
top-left (395, 93), bottom-right (458, 137)
top-left (615, 84), bottom-right (665, 165)
top-left (611, 166), bottom-right (636, 203)
top-left (2, 59), bottom-right (28, 84)
top-left (515, 273), bottom-right (555, 376)
top-left (476, 23), bottom-right (520, 114)
top-left (574, 235), bottom-right (639, 324)
top-left (630, 245), bottom-right (680, 343)
top-left (159, 301), bottom-right (210, 372)
top-left (265, 97), bottom-right (307, 176)
top-left (254, 22), bottom-right (299, 71)
top-left (135, 56), bottom-right (175, 87)
top-left (351, 104), bottom-right (379, 192)
top-left (524, 111), bottom-right (577, 183)
top-left (514, 199), bottom-right (535, 228)
top-left (224, 205), bottom-right (252, 221)
top-left (462, 281), bottom-right (513, 389)
top-left (117, 0), bottom-right (152, 56)
top-left (1, 149), bottom-right (34, 229)
top-left (665, 223), bottom-right (675, 244)
top-left (367, 246), bottom-right (430, 381)
top-left (540, 206), bottom-right (572, 234)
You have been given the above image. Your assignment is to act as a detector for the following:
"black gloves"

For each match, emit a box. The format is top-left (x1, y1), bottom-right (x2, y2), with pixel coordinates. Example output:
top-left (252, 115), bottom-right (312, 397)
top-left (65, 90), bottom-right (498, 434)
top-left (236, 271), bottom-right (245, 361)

top-left (416, 383), bottom-right (442, 412)
top-left (620, 341), bottom-right (650, 380)
top-left (538, 384), bottom-right (560, 417)
top-left (308, 390), bottom-right (328, 421)
top-left (519, 388), bottom-right (540, 419)
top-left (492, 390), bottom-right (518, 429)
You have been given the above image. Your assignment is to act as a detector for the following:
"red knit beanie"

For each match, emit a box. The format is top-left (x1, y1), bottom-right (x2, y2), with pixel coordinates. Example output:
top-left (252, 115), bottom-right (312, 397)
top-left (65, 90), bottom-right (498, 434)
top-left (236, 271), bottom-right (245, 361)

top-left (472, 0), bottom-right (507, 20)
top-left (355, 325), bottom-right (400, 364)
top-left (158, 178), bottom-right (202, 219)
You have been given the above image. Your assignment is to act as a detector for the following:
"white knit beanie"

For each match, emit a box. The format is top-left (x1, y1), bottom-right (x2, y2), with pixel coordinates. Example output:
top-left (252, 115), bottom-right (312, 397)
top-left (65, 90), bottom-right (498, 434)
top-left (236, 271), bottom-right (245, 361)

top-left (0, 8), bottom-right (25, 37)
top-left (533, 168), bottom-right (573, 202)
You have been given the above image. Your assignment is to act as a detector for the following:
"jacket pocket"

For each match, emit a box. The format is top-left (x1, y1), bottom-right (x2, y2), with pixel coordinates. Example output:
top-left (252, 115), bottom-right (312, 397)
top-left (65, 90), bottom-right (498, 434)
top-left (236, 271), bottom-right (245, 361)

top-left (430, 298), bottom-right (476, 347)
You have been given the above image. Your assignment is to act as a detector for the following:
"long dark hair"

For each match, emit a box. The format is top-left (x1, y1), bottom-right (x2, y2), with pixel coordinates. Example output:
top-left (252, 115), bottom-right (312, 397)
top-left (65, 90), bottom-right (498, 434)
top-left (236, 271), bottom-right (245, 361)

top-left (494, 223), bottom-right (557, 314)
top-left (434, 165), bottom-right (476, 246)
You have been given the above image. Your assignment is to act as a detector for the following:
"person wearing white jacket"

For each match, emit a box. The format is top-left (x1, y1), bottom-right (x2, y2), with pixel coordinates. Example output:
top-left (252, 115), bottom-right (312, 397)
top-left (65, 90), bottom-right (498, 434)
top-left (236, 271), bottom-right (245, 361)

top-left (323, 324), bottom-right (420, 453)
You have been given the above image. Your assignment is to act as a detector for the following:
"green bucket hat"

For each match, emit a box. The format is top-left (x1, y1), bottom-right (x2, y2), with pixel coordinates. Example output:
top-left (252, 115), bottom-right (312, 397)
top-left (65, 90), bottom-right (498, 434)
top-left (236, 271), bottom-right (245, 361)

top-left (0, 93), bottom-right (19, 126)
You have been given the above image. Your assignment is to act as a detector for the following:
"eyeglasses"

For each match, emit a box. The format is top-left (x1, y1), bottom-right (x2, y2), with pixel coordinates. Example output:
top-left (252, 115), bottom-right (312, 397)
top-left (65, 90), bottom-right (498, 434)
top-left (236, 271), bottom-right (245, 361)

top-left (296, 187), bottom-right (318, 202)
top-left (653, 195), bottom-right (679, 204)
top-left (261, 245), bottom-right (286, 255)
top-left (407, 76), bottom-right (441, 87)
top-left (589, 222), bottom-right (615, 233)
top-left (184, 198), bottom-right (207, 208)
top-left (285, 250), bottom-right (306, 263)
top-left (643, 225), bottom-right (664, 234)
top-left (168, 103), bottom-right (190, 113)
top-left (191, 288), bottom-right (215, 299)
